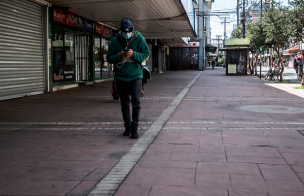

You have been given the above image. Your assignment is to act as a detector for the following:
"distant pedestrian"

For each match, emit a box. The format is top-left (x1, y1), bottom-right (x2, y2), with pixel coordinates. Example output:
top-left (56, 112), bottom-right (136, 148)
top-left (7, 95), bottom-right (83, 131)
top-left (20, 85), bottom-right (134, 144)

top-left (212, 59), bottom-right (215, 70)
top-left (107, 18), bottom-right (150, 139)
top-left (141, 65), bottom-right (151, 97)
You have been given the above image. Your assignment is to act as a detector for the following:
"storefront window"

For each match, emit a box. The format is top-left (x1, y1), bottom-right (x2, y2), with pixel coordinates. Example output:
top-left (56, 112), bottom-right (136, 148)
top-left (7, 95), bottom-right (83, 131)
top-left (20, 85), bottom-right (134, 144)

top-left (94, 38), bottom-right (101, 79)
top-left (52, 26), bottom-right (75, 83)
top-left (102, 39), bottom-right (109, 78)
top-left (94, 37), bottom-right (114, 79)
top-left (52, 31), bottom-right (64, 65)
top-left (65, 32), bottom-right (75, 65)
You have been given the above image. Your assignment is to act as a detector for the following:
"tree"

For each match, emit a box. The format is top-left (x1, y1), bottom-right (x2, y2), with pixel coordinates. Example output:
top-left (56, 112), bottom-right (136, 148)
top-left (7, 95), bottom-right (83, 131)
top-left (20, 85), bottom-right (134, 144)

top-left (263, 4), bottom-right (292, 81)
top-left (289, 0), bottom-right (304, 43)
top-left (246, 20), bottom-right (267, 75)
top-left (230, 26), bottom-right (243, 39)
top-left (289, 0), bottom-right (304, 86)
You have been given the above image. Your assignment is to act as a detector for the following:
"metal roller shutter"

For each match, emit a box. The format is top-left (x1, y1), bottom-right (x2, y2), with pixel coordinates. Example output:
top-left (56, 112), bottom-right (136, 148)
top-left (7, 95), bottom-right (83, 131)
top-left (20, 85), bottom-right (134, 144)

top-left (0, 0), bottom-right (44, 101)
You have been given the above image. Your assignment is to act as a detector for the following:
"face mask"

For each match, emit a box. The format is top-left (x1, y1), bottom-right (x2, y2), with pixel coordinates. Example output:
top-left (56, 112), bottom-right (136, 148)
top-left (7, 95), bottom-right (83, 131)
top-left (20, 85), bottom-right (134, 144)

top-left (122, 32), bottom-right (132, 40)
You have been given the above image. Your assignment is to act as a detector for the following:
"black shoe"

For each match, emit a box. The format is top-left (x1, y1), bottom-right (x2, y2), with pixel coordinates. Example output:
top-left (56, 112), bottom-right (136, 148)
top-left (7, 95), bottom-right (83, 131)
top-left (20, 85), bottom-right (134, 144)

top-left (131, 126), bottom-right (138, 139)
top-left (123, 127), bottom-right (131, 136)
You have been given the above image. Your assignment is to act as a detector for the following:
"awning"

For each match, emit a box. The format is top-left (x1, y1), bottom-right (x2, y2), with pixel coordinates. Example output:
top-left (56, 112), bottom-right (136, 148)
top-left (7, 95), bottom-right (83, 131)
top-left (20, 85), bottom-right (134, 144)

top-left (288, 45), bottom-right (299, 53)
top-left (46, 0), bottom-right (197, 45)
top-left (205, 43), bottom-right (217, 53)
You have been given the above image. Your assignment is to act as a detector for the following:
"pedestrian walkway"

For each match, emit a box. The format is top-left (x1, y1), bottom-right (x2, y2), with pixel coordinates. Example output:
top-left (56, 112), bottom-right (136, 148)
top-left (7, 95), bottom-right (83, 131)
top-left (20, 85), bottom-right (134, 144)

top-left (0, 67), bottom-right (304, 196)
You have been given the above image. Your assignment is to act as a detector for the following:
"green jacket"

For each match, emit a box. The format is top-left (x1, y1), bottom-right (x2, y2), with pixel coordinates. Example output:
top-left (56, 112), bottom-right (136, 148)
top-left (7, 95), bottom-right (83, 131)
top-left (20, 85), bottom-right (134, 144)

top-left (107, 31), bottom-right (150, 82)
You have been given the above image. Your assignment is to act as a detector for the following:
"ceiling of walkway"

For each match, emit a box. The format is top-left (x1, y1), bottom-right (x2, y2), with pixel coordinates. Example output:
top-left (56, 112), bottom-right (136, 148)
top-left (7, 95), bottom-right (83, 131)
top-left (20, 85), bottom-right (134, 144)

top-left (46, 0), bottom-right (195, 45)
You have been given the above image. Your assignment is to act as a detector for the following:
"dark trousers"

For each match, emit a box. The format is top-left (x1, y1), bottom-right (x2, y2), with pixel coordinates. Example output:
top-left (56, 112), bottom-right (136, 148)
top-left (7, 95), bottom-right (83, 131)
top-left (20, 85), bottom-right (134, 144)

top-left (116, 78), bottom-right (142, 128)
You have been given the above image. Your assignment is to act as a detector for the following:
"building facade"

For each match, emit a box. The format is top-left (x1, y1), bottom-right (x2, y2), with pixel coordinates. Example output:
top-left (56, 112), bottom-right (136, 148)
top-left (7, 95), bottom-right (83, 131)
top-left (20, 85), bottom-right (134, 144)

top-left (0, 0), bottom-right (197, 101)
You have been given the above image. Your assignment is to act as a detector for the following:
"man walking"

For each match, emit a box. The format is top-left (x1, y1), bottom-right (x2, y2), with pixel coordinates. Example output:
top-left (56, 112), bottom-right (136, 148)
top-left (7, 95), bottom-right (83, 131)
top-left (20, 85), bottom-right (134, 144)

top-left (212, 59), bottom-right (215, 70)
top-left (107, 18), bottom-right (150, 139)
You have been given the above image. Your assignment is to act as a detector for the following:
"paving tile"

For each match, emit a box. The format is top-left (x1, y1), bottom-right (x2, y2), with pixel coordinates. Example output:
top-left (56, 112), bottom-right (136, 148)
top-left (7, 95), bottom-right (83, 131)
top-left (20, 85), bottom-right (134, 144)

top-left (140, 143), bottom-right (174, 161)
top-left (223, 137), bottom-right (270, 147)
top-left (196, 162), bottom-right (260, 175)
top-left (195, 173), bottom-right (230, 188)
top-left (33, 160), bottom-right (93, 168)
top-left (281, 153), bottom-right (304, 165)
top-left (83, 168), bottom-right (110, 181)
top-left (226, 146), bottom-right (281, 157)
top-left (199, 144), bottom-right (225, 153)
top-left (89, 156), bottom-right (120, 169)
top-left (228, 156), bottom-right (286, 164)
top-left (266, 179), bottom-right (304, 191)
top-left (51, 167), bottom-right (96, 181)
top-left (123, 168), bottom-right (195, 186)
top-left (258, 164), bottom-right (299, 181)
top-left (268, 191), bottom-right (304, 196)
top-left (21, 167), bottom-right (63, 180)
top-left (172, 144), bottom-right (199, 153)
top-left (0, 179), bottom-right (80, 195)
top-left (135, 160), bottom-right (196, 169)
top-left (170, 151), bottom-right (226, 162)
top-left (0, 154), bottom-right (46, 167)
top-left (66, 181), bottom-right (98, 196)
top-left (292, 165), bottom-right (304, 173)
top-left (277, 146), bottom-right (304, 153)
top-left (228, 188), bottom-right (268, 196)
top-left (0, 166), bottom-right (34, 188)
top-left (230, 174), bottom-right (268, 190)
top-left (114, 184), bottom-right (152, 196)
top-left (148, 185), bottom-right (227, 196)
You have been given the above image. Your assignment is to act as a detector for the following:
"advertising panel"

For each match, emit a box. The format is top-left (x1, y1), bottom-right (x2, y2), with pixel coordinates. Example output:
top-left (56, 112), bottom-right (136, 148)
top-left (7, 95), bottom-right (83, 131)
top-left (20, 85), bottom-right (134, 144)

top-left (53, 66), bottom-right (75, 83)
top-left (228, 64), bottom-right (236, 74)
top-left (95, 23), bottom-right (115, 38)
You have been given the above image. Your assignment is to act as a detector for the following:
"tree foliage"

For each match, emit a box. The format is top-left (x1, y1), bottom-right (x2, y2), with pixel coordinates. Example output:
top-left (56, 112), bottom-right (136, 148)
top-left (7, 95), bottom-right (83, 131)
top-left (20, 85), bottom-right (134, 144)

top-left (262, 4), bottom-right (293, 81)
top-left (289, 0), bottom-right (304, 43)
top-left (230, 26), bottom-right (243, 39)
top-left (246, 20), bottom-right (267, 55)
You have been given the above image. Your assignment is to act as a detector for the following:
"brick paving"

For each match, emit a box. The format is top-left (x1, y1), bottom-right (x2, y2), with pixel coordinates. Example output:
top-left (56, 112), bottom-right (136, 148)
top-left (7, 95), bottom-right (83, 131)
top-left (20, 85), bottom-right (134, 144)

top-left (0, 67), bottom-right (304, 195)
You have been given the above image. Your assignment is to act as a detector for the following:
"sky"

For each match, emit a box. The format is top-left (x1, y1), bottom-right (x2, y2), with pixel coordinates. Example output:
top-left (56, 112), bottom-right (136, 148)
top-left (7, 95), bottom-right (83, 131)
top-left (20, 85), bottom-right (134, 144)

top-left (210, 0), bottom-right (291, 40)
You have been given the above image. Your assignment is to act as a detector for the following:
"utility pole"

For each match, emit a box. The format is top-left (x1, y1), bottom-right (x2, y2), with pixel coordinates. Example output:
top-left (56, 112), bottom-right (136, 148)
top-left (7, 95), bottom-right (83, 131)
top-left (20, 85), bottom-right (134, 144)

top-left (242, 0), bottom-right (246, 38)
top-left (220, 17), bottom-right (230, 41)
top-left (212, 35), bottom-right (222, 54)
top-left (237, 0), bottom-right (239, 26)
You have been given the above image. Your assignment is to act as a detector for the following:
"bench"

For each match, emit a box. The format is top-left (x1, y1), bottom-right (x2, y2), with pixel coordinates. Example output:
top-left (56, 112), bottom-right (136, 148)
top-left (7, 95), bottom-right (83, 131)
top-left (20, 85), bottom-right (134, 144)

top-left (265, 67), bottom-right (281, 81)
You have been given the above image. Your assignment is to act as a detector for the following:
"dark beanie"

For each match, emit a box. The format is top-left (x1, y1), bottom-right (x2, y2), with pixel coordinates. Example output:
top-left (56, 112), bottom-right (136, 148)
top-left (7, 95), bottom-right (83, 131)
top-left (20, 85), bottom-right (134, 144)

top-left (121, 18), bottom-right (134, 32)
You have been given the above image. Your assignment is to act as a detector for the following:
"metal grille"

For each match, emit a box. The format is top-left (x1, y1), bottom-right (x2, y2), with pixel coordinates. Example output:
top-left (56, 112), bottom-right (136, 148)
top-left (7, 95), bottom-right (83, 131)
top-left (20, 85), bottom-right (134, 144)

top-left (0, 0), bottom-right (44, 101)
top-left (75, 35), bottom-right (90, 81)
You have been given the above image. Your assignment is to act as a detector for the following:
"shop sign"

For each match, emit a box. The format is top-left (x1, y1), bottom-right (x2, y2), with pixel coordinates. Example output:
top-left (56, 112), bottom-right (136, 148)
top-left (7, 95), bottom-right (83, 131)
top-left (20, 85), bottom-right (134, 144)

top-left (53, 66), bottom-right (75, 82)
top-left (52, 8), bottom-right (93, 32)
top-left (74, 15), bottom-right (93, 32)
top-left (53, 8), bottom-right (75, 27)
top-left (95, 23), bottom-right (113, 37)
top-left (170, 42), bottom-right (200, 47)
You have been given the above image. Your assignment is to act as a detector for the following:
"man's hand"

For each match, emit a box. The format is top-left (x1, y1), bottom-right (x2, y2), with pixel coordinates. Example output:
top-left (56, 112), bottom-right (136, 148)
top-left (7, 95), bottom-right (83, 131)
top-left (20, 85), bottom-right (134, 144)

top-left (124, 49), bottom-right (133, 58)
top-left (119, 51), bottom-right (127, 59)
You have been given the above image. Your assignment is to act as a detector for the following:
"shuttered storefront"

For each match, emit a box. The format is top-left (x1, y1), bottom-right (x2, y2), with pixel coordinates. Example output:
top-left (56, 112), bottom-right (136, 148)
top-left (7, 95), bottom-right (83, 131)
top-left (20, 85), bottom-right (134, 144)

top-left (0, 0), bottom-right (45, 101)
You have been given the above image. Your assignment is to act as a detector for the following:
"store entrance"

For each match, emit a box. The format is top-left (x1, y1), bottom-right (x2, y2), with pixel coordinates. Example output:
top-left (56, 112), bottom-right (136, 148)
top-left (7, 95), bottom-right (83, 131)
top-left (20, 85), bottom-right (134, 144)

top-left (75, 34), bottom-right (92, 82)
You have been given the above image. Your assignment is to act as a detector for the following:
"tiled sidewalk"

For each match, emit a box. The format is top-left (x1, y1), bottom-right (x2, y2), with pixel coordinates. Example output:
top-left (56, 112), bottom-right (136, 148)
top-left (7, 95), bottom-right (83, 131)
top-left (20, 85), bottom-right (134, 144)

top-left (1, 68), bottom-right (304, 196)
top-left (113, 68), bottom-right (304, 196)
